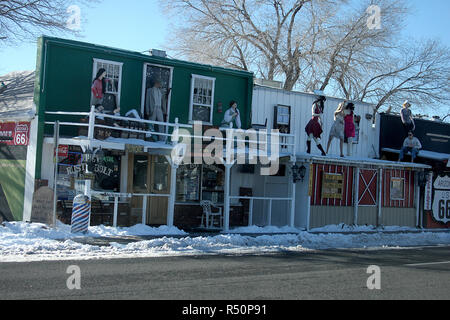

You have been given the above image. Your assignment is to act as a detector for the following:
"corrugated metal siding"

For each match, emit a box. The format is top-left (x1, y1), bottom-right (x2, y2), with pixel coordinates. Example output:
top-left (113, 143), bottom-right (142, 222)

top-left (252, 86), bottom-right (379, 158)
top-left (383, 169), bottom-right (415, 208)
top-left (310, 163), bottom-right (354, 207)
top-left (357, 207), bottom-right (377, 226)
top-left (381, 208), bottom-right (416, 227)
top-left (310, 206), bottom-right (353, 229)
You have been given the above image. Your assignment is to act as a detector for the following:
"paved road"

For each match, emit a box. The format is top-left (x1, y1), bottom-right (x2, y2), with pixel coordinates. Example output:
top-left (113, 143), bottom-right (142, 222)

top-left (0, 246), bottom-right (449, 300)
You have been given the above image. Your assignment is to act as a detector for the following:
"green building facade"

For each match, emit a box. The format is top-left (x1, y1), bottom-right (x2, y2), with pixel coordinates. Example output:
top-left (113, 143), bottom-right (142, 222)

top-left (34, 36), bottom-right (254, 179)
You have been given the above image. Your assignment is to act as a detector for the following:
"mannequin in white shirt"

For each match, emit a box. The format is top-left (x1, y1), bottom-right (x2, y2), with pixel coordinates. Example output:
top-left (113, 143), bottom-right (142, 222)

top-left (222, 101), bottom-right (241, 129)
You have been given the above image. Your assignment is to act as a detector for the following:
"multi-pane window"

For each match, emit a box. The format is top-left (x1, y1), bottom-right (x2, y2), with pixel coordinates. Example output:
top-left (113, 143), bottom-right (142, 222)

top-left (277, 106), bottom-right (290, 125)
top-left (93, 59), bottom-right (123, 107)
top-left (189, 74), bottom-right (215, 124)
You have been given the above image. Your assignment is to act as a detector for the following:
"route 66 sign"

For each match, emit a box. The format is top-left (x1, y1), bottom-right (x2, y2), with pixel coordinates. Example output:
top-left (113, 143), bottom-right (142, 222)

top-left (432, 175), bottom-right (450, 224)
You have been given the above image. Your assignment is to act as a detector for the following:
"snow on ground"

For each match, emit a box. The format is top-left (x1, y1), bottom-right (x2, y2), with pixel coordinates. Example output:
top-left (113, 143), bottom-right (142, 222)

top-left (0, 222), bottom-right (449, 263)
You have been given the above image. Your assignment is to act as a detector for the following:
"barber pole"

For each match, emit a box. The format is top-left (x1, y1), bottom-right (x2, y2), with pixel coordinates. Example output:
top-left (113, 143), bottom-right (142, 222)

top-left (71, 194), bottom-right (91, 234)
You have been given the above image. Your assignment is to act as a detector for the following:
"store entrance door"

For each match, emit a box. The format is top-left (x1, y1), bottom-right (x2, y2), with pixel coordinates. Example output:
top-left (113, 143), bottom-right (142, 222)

top-left (127, 154), bottom-right (170, 226)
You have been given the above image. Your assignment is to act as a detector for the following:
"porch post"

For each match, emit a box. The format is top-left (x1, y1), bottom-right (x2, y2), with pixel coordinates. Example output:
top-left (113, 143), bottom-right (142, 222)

top-left (223, 162), bottom-right (233, 232)
top-left (248, 199), bottom-right (254, 227)
top-left (167, 162), bottom-right (178, 227)
top-left (289, 163), bottom-right (296, 228)
top-left (113, 196), bottom-right (118, 228)
top-left (377, 168), bottom-right (383, 227)
top-left (88, 106), bottom-right (96, 140)
top-left (353, 167), bottom-right (360, 226)
top-left (142, 196), bottom-right (147, 225)
top-left (415, 172), bottom-right (421, 228)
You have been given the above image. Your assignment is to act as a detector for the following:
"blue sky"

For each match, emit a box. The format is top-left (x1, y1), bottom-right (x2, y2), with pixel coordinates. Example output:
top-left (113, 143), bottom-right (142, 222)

top-left (0, 0), bottom-right (448, 116)
top-left (1, 0), bottom-right (449, 73)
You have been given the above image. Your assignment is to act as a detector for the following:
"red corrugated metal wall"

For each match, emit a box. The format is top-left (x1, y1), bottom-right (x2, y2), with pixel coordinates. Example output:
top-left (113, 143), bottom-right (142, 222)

top-left (383, 169), bottom-right (415, 208)
top-left (310, 164), bottom-right (415, 208)
top-left (310, 164), bottom-right (354, 206)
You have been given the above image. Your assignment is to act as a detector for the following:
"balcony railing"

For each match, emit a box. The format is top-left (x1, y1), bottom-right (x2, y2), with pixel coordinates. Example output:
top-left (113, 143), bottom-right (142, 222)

top-left (44, 106), bottom-right (296, 156)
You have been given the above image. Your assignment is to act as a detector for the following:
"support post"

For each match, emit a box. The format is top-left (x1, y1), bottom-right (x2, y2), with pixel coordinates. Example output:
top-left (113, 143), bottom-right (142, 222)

top-left (84, 179), bottom-right (91, 227)
top-left (248, 198), bottom-right (253, 227)
top-left (267, 199), bottom-right (272, 226)
top-left (88, 106), bottom-right (96, 140)
top-left (142, 196), bottom-right (147, 225)
top-left (167, 162), bottom-right (178, 227)
top-left (415, 172), bottom-right (421, 228)
top-left (377, 168), bottom-right (383, 227)
top-left (353, 167), bottom-right (360, 226)
top-left (52, 121), bottom-right (60, 228)
top-left (113, 196), bottom-right (118, 228)
top-left (223, 162), bottom-right (233, 232)
top-left (289, 163), bottom-right (296, 228)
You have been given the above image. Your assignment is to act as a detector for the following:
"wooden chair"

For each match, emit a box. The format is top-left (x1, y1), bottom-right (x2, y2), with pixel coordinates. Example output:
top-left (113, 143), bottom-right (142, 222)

top-left (200, 200), bottom-right (223, 229)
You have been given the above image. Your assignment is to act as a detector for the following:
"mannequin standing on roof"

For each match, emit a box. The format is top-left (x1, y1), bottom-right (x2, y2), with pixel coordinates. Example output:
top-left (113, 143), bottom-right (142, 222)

top-left (327, 101), bottom-right (346, 157)
top-left (400, 100), bottom-right (415, 137)
top-left (344, 102), bottom-right (356, 156)
top-left (305, 96), bottom-right (327, 156)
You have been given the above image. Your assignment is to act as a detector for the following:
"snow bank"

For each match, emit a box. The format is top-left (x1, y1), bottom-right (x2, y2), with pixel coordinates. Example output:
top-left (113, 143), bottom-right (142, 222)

top-left (1, 222), bottom-right (449, 263)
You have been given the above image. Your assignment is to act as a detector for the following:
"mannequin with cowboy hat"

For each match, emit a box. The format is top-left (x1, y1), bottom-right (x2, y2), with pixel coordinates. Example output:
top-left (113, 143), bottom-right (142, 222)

top-left (400, 100), bottom-right (415, 137)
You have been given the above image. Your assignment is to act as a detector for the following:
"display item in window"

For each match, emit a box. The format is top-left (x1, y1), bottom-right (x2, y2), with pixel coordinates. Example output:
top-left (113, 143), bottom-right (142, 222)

top-left (145, 79), bottom-right (167, 141)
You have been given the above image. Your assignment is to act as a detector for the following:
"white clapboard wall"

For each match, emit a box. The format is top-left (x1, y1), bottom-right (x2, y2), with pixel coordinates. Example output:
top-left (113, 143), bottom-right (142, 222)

top-left (251, 85), bottom-right (380, 159)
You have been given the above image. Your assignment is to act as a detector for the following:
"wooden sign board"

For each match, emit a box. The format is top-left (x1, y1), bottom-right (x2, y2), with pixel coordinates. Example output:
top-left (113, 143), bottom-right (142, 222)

top-left (31, 187), bottom-right (54, 225)
top-left (126, 144), bottom-right (144, 154)
top-left (321, 173), bottom-right (344, 199)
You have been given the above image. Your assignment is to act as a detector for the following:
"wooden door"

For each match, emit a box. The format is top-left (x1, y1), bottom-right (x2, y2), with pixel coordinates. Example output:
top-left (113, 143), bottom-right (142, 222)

top-left (148, 155), bottom-right (170, 225)
top-left (127, 153), bottom-right (151, 225)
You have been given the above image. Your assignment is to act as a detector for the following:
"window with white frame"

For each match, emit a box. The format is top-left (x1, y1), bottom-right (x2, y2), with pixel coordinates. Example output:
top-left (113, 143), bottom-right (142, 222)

top-left (92, 59), bottom-right (123, 107)
top-left (189, 74), bottom-right (215, 124)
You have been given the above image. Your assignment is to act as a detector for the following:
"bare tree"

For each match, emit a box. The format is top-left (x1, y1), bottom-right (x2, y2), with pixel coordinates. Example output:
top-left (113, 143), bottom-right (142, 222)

top-left (0, 0), bottom-right (98, 46)
top-left (161, 0), bottom-right (450, 114)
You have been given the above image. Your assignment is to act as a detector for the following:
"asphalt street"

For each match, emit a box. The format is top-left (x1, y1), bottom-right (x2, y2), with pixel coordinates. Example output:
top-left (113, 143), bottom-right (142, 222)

top-left (0, 245), bottom-right (449, 300)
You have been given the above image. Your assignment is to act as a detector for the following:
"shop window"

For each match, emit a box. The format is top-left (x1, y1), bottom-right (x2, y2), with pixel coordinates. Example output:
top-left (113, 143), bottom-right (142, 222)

top-left (151, 156), bottom-right (169, 193)
top-left (133, 155), bottom-right (149, 193)
top-left (390, 177), bottom-right (405, 201)
top-left (201, 164), bottom-right (224, 203)
top-left (92, 58), bottom-right (123, 107)
top-left (176, 164), bottom-right (201, 202)
top-left (189, 74), bottom-right (215, 124)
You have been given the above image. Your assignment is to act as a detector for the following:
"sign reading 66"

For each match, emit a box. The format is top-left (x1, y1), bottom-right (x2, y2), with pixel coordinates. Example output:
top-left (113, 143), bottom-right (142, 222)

top-left (432, 175), bottom-right (450, 224)
top-left (14, 132), bottom-right (28, 145)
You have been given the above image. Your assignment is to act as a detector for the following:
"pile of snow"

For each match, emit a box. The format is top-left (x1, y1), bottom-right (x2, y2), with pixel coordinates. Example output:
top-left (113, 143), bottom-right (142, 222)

top-left (227, 225), bottom-right (302, 234)
top-left (0, 222), bottom-right (449, 262)
top-left (309, 224), bottom-right (419, 233)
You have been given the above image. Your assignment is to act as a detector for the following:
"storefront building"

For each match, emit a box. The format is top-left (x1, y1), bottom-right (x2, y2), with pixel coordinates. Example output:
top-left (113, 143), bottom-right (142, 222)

top-left (0, 71), bottom-right (37, 223)
top-left (23, 36), bottom-right (268, 230)
top-left (251, 85), bottom-right (430, 230)
top-left (379, 113), bottom-right (450, 229)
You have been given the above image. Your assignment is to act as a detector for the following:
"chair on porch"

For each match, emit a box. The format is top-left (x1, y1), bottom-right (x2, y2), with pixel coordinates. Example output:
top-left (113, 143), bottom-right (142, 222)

top-left (200, 200), bottom-right (223, 229)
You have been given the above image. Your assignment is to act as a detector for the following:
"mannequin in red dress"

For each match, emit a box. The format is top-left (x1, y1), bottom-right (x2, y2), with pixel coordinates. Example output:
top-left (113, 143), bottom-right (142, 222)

top-left (305, 96), bottom-right (327, 156)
